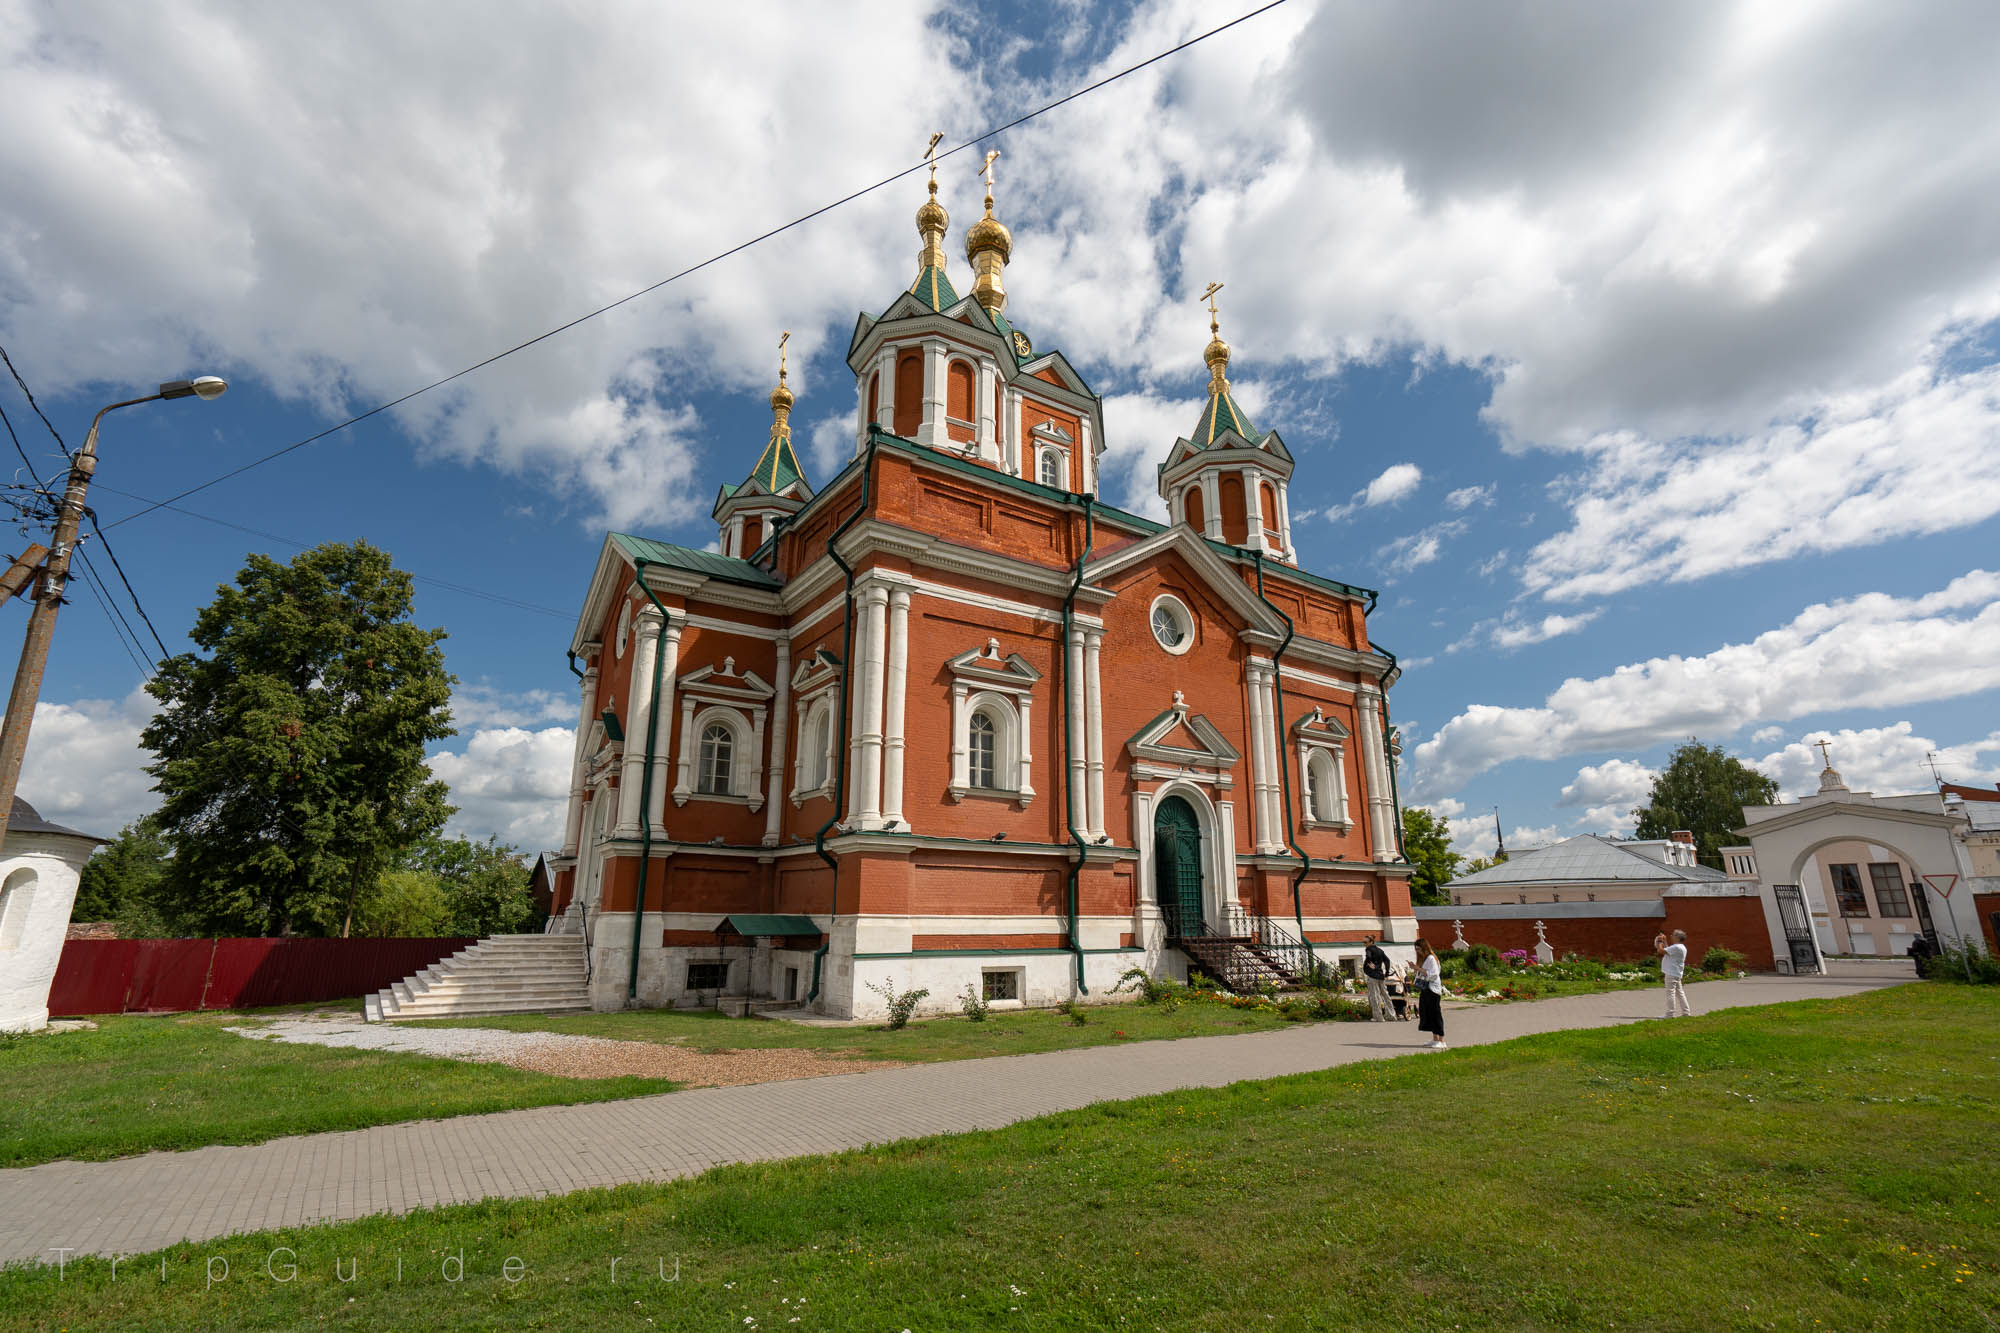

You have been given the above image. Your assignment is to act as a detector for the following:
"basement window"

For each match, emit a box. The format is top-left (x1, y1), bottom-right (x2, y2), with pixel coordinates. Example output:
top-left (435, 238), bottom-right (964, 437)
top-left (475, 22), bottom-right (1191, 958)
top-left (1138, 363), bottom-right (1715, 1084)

top-left (981, 969), bottom-right (1021, 1003)
top-left (686, 962), bottom-right (729, 991)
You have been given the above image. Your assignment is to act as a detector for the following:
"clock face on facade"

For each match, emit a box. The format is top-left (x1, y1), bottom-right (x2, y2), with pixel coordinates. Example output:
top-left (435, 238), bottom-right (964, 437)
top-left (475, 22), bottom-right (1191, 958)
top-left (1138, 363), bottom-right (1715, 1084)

top-left (1011, 329), bottom-right (1032, 358)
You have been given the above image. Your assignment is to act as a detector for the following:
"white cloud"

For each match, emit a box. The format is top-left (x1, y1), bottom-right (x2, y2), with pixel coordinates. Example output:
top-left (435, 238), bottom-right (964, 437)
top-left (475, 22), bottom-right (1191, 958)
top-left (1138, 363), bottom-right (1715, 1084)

top-left (1320, 462), bottom-right (1423, 523)
top-left (1559, 758), bottom-right (1658, 810)
top-left (1751, 723), bottom-right (2000, 801)
top-left (1507, 824), bottom-right (1563, 853)
top-left (453, 684), bottom-right (576, 730)
top-left (1409, 571), bottom-right (2000, 794)
top-left (1444, 484), bottom-right (1494, 511)
top-left (426, 726), bottom-right (575, 850)
top-left (1383, 518), bottom-right (1469, 574)
top-left (0, 3), bottom-right (965, 530)
top-left (1751, 725), bottom-right (1784, 744)
top-left (16, 689), bottom-right (158, 837)
top-left (1491, 610), bottom-right (1601, 649)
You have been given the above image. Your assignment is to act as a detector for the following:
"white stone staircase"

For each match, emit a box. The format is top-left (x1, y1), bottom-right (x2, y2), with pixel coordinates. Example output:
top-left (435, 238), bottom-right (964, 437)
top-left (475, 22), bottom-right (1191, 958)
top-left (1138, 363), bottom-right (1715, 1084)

top-left (364, 935), bottom-right (590, 1022)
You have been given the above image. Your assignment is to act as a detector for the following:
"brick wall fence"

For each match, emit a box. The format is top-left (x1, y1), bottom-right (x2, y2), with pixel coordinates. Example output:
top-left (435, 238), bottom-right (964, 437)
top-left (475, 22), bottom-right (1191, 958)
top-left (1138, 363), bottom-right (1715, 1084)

top-left (48, 937), bottom-right (475, 1016)
top-left (1977, 891), bottom-right (2000, 955)
top-left (1415, 889), bottom-right (1776, 971)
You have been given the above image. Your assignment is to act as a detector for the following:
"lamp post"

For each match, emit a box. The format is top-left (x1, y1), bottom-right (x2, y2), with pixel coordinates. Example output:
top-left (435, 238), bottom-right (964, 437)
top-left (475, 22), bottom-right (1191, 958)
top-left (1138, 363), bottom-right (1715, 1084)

top-left (0, 376), bottom-right (227, 850)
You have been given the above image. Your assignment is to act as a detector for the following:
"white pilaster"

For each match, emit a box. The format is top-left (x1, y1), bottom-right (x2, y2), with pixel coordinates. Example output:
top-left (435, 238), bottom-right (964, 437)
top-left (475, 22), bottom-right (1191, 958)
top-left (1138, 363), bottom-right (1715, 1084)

top-left (561, 662), bottom-right (599, 857)
top-left (671, 691), bottom-right (698, 813)
top-left (1079, 418), bottom-right (1096, 495)
top-left (615, 608), bottom-right (658, 838)
top-left (1358, 690), bottom-right (1396, 862)
top-left (764, 636), bottom-right (790, 845)
top-left (1263, 668), bottom-right (1288, 844)
top-left (881, 586), bottom-right (910, 828)
top-left (874, 348), bottom-right (896, 435)
top-left (1016, 694), bottom-right (1035, 801)
top-left (647, 623), bottom-right (682, 836)
top-left (1065, 626), bottom-right (1087, 829)
top-left (1201, 472), bottom-right (1223, 540)
top-left (1245, 661), bottom-right (1275, 853)
top-left (1214, 799), bottom-right (1238, 930)
top-left (917, 340), bottom-right (947, 447)
top-left (1006, 387), bottom-right (1023, 475)
top-left (977, 363), bottom-right (999, 465)
top-left (852, 583), bottom-right (890, 828)
top-left (1083, 628), bottom-right (1105, 840)
top-left (1275, 483), bottom-right (1294, 561)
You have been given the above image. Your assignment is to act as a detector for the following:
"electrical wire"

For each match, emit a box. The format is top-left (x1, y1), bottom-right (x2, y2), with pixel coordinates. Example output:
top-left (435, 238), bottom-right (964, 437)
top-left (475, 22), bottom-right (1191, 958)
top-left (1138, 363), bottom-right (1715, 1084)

top-left (0, 345), bottom-right (72, 459)
top-left (84, 510), bottom-right (170, 658)
top-left (101, 0), bottom-right (1291, 531)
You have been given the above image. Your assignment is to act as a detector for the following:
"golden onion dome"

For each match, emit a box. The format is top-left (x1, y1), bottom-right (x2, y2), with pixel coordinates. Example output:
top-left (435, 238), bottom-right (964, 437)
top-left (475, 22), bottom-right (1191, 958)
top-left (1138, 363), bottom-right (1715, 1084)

top-left (916, 192), bottom-right (948, 235)
top-left (1204, 333), bottom-right (1231, 379)
top-left (965, 208), bottom-right (1012, 262)
top-left (768, 377), bottom-right (795, 413)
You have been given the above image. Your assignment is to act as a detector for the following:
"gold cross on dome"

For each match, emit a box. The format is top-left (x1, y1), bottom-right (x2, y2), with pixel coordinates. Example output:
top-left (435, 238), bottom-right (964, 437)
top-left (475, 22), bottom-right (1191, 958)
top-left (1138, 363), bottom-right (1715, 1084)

top-left (1200, 281), bottom-right (1225, 331)
top-left (1814, 738), bottom-right (1833, 768)
top-left (924, 131), bottom-right (944, 184)
top-left (981, 148), bottom-right (1001, 190)
top-left (778, 329), bottom-right (790, 377)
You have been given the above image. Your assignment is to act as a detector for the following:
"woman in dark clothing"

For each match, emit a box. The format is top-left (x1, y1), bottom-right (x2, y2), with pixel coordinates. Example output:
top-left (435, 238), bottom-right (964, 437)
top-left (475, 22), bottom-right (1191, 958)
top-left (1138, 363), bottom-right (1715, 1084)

top-left (1415, 939), bottom-right (1446, 1049)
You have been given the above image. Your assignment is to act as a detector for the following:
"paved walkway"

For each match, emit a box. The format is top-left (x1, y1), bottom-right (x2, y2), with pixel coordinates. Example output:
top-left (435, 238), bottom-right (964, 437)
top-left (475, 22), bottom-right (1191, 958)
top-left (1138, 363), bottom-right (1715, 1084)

top-left (1, 968), bottom-right (1907, 1265)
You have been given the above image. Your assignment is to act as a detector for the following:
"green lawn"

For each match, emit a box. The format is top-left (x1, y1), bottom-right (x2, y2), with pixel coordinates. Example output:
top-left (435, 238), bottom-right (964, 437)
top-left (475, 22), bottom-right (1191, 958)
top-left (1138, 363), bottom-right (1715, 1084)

top-left (5, 985), bottom-right (1992, 1331)
top-left (0, 1009), bottom-right (678, 1167)
top-left (414, 989), bottom-right (1314, 1060)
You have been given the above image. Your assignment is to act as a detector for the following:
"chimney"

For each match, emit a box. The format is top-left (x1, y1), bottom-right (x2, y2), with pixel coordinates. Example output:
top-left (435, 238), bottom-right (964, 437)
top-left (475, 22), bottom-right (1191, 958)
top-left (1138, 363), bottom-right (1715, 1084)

top-left (1670, 830), bottom-right (1695, 845)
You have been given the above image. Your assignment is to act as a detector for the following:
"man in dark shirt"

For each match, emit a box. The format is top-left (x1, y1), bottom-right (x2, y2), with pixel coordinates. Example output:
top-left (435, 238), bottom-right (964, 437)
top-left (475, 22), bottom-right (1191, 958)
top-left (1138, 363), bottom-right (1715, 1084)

top-left (1363, 936), bottom-right (1393, 1021)
top-left (1908, 933), bottom-right (1935, 979)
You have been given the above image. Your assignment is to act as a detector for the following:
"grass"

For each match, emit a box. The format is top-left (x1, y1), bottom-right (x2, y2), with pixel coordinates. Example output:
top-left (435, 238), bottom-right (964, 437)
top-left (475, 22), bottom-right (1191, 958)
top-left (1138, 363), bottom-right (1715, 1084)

top-left (4, 984), bottom-right (1993, 1331)
top-left (413, 989), bottom-right (1313, 1061)
top-left (0, 1008), bottom-right (679, 1168)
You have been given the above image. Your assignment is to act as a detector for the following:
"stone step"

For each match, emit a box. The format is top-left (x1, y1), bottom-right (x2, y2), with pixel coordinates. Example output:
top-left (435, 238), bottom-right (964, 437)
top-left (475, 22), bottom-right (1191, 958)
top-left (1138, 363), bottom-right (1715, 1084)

top-left (365, 934), bottom-right (594, 1023)
top-left (380, 999), bottom-right (592, 1020)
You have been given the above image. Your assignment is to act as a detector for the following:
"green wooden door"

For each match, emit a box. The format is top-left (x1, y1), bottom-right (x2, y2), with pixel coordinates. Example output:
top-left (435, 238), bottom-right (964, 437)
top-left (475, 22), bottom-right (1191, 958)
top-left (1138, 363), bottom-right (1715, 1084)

top-left (1154, 796), bottom-right (1205, 938)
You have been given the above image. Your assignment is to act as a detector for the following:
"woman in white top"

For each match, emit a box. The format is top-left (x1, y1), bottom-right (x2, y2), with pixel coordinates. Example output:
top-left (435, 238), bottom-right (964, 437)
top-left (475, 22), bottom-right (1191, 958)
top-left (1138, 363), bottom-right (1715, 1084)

top-left (1414, 939), bottom-right (1446, 1049)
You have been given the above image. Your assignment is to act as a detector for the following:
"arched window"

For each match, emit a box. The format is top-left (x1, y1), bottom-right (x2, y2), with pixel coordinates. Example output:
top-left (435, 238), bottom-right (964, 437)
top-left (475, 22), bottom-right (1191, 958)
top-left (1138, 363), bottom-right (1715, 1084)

top-left (893, 349), bottom-right (923, 437)
top-left (805, 704), bottom-right (832, 790)
top-left (698, 723), bottom-right (734, 795)
top-left (1307, 751), bottom-right (1336, 822)
top-left (947, 360), bottom-right (975, 422)
top-left (1038, 448), bottom-right (1063, 489)
top-left (0, 868), bottom-right (36, 951)
top-left (969, 710), bottom-right (999, 788)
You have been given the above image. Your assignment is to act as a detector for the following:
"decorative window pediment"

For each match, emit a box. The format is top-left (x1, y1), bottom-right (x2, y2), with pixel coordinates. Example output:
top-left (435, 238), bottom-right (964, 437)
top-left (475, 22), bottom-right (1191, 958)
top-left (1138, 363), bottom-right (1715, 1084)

top-left (1293, 706), bottom-right (1352, 831)
top-left (672, 659), bottom-right (771, 811)
top-left (947, 640), bottom-right (1037, 806)
top-left (1126, 692), bottom-right (1240, 787)
top-left (679, 656), bottom-right (775, 703)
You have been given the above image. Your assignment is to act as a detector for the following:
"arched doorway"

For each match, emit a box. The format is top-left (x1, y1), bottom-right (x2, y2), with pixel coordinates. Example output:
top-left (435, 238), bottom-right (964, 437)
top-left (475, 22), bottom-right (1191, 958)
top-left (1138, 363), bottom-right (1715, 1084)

top-left (1154, 795), bottom-right (1204, 938)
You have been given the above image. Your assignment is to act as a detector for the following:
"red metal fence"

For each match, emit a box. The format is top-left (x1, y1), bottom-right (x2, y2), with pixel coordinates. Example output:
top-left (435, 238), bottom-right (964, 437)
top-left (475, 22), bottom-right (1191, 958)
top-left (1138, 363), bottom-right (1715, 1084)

top-left (47, 937), bottom-right (475, 1016)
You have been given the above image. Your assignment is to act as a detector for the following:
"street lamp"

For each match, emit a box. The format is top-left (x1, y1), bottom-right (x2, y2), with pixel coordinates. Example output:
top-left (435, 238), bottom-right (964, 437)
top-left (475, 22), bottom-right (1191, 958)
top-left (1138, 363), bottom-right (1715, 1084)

top-left (0, 376), bottom-right (228, 850)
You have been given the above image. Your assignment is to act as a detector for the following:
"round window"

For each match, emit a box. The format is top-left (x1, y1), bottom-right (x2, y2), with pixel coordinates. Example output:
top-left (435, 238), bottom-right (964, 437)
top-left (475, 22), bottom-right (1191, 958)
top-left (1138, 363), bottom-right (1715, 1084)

top-left (1150, 594), bottom-right (1193, 655)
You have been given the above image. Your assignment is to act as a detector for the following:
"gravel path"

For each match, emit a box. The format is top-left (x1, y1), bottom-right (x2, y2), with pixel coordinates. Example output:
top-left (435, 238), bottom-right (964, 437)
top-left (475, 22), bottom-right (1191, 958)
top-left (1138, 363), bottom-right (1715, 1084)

top-left (228, 1017), bottom-right (902, 1086)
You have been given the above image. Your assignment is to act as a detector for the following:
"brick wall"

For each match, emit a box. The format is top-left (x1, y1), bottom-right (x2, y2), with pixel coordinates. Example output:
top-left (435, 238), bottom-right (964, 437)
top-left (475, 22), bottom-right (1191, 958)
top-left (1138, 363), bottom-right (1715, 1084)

top-left (1416, 894), bottom-right (1775, 969)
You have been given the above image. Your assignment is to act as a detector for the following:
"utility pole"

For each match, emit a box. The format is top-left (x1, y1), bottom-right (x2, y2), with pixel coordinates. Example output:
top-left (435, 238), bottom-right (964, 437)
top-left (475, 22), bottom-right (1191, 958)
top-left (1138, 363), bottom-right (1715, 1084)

top-left (0, 376), bottom-right (226, 851)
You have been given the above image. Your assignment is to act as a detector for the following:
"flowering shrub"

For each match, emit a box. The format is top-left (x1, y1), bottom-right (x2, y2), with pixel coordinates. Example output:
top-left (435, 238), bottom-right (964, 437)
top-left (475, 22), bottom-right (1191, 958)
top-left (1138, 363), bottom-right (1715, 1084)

top-left (867, 979), bottom-right (930, 1030)
top-left (1500, 948), bottom-right (1537, 968)
top-left (958, 983), bottom-right (990, 1022)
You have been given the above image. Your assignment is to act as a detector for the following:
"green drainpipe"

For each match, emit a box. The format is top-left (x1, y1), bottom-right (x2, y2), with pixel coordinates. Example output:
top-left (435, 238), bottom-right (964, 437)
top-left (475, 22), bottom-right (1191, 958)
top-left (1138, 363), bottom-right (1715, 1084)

top-left (1058, 495), bottom-right (1095, 994)
top-left (1251, 552), bottom-right (1316, 978)
top-left (808, 429), bottom-right (881, 1003)
top-left (1376, 643), bottom-right (1408, 863)
top-left (626, 561), bottom-right (676, 1002)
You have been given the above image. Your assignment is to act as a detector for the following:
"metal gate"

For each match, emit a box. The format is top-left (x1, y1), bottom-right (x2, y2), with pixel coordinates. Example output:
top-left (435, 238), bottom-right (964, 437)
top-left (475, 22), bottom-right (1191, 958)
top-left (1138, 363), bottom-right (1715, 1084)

top-left (1154, 796), bottom-right (1205, 939)
top-left (1772, 884), bottom-right (1820, 974)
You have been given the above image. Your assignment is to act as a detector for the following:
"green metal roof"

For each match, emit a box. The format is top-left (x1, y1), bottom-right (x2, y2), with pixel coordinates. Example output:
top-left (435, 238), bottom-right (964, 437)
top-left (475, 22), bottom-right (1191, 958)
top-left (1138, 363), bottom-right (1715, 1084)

top-left (744, 429), bottom-right (807, 496)
top-left (1190, 383), bottom-right (1259, 446)
top-left (715, 913), bottom-right (822, 937)
top-left (909, 264), bottom-right (959, 312)
top-left (611, 532), bottom-right (783, 590)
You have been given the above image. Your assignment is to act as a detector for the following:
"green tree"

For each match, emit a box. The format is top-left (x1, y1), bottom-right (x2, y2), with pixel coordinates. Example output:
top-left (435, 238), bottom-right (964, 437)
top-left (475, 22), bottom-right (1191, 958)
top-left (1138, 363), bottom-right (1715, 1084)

top-left (1402, 806), bottom-right (1462, 906)
top-left (405, 834), bottom-right (536, 936)
top-left (1630, 739), bottom-right (1781, 869)
top-left (351, 869), bottom-right (452, 938)
top-left (73, 816), bottom-right (181, 935)
top-left (142, 541), bottom-right (456, 937)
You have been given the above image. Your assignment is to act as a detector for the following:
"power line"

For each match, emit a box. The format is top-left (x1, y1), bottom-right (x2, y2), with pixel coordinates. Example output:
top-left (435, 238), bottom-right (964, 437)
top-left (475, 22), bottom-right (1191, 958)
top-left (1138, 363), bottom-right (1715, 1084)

top-left (103, 0), bottom-right (1290, 531)
top-left (84, 510), bottom-right (170, 658)
top-left (0, 345), bottom-right (73, 459)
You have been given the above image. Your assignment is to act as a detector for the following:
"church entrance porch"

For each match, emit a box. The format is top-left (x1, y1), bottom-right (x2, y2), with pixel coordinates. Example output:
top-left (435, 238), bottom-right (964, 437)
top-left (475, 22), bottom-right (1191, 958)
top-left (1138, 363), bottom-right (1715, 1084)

top-left (1153, 795), bottom-right (1206, 940)
top-left (1152, 793), bottom-right (1317, 993)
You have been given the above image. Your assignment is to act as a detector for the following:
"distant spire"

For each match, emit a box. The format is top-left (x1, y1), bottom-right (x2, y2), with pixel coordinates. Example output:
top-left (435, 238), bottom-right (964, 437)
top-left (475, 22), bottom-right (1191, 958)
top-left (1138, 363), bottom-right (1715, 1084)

top-left (964, 148), bottom-right (1013, 315)
top-left (1494, 808), bottom-right (1506, 860)
top-left (1188, 282), bottom-right (1257, 445)
top-left (1814, 738), bottom-right (1848, 794)
top-left (745, 330), bottom-right (806, 494)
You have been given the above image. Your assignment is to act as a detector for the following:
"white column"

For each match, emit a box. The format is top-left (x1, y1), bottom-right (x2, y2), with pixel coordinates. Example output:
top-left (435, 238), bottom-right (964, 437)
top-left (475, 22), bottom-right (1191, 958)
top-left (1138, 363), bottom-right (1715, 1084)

top-left (917, 340), bottom-right (947, 447)
top-left (562, 662), bottom-right (599, 857)
top-left (1006, 387), bottom-right (1023, 475)
top-left (671, 692), bottom-right (697, 812)
top-left (615, 609), bottom-right (659, 838)
top-left (1214, 799), bottom-right (1238, 931)
top-left (1244, 661), bottom-right (1274, 853)
top-left (881, 586), bottom-right (910, 827)
top-left (728, 515), bottom-right (744, 559)
top-left (1083, 628), bottom-right (1105, 839)
top-left (1065, 627), bottom-right (1086, 827)
top-left (1201, 473), bottom-right (1223, 540)
top-left (1016, 694), bottom-right (1035, 801)
top-left (647, 623), bottom-right (682, 836)
top-left (1261, 668), bottom-right (1286, 847)
top-left (1358, 690), bottom-right (1396, 862)
top-left (949, 682), bottom-right (969, 792)
top-left (1079, 418), bottom-right (1096, 495)
top-left (874, 348), bottom-right (896, 434)
top-left (1240, 466), bottom-right (1266, 552)
top-left (851, 584), bottom-right (889, 827)
top-left (977, 364), bottom-right (998, 465)
top-left (1275, 483), bottom-right (1294, 561)
top-left (764, 636), bottom-right (791, 845)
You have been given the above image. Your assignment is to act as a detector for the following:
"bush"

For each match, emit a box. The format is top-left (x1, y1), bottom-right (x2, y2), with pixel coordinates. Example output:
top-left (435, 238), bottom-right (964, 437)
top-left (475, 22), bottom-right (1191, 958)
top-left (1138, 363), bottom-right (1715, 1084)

top-left (1113, 968), bottom-right (1186, 1011)
top-left (958, 984), bottom-right (989, 1022)
top-left (1542, 954), bottom-right (1610, 982)
top-left (1922, 946), bottom-right (2000, 985)
top-left (1701, 946), bottom-right (1749, 975)
top-left (867, 980), bottom-right (930, 1030)
top-left (1279, 989), bottom-right (1370, 1022)
top-left (1055, 996), bottom-right (1088, 1026)
top-left (1463, 943), bottom-right (1504, 976)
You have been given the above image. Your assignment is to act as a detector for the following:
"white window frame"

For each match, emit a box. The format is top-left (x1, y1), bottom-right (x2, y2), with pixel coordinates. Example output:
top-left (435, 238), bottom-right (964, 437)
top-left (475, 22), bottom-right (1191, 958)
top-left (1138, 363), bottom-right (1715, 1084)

top-left (680, 705), bottom-right (754, 803)
top-left (1293, 706), bottom-right (1352, 833)
top-left (671, 658), bottom-right (774, 811)
top-left (1149, 593), bottom-right (1194, 656)
top-left (789, 649), bottom-right (842, 807)
top-left (980, 966), bottom-right (1025, 1008)
top-left (945, 640), bottom-right (1039, 807)
top-left (1037, 445), bottom-right (1067, 490)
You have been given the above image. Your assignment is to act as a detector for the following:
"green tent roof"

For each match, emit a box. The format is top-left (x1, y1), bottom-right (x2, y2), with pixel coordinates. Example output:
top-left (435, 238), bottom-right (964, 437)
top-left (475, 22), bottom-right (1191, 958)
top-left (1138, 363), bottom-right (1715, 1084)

top-left (744, 429), bottom-right (807, 496)
top-left (1190, 383), bottom-right (1259, 446)
top-left (610, 532), bottom-right (783, 590)
top-left (909, 264), bottom-right (959, 312)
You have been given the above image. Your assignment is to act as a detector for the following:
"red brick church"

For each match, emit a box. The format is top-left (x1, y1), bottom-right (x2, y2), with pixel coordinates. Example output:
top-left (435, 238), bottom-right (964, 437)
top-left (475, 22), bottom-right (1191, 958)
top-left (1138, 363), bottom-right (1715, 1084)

top-left (549, 158), bottom-right (1413, 1018)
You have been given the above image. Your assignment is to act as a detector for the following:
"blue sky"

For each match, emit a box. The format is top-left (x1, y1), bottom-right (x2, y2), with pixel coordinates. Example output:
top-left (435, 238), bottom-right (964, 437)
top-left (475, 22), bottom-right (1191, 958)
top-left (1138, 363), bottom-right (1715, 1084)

top-left (5, 0), bottom-right (1998, 857)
